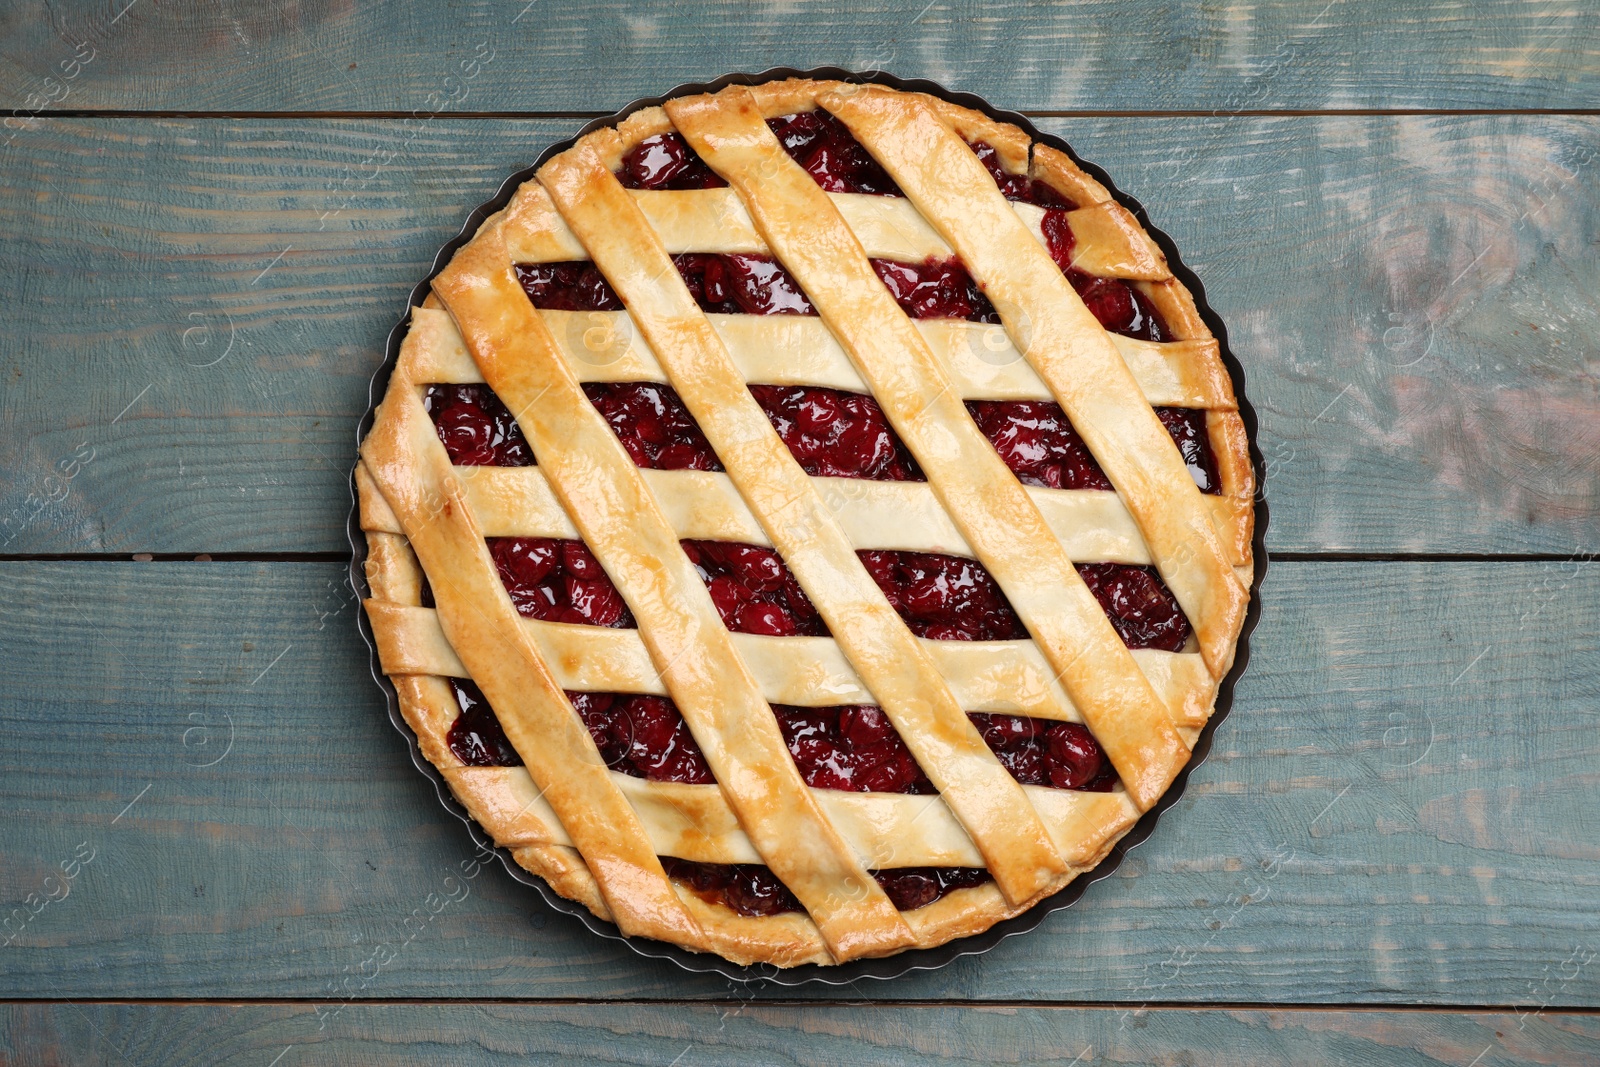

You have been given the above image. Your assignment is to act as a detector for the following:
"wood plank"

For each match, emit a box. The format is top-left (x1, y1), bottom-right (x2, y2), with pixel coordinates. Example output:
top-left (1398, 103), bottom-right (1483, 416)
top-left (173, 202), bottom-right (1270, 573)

top-left (0, 1), bottom-right (1598, 114)
top-left (0, 560), bottom-right (1596, 1003)
top-left (3, 1003), bottom-right (1598, 1066)
top-left (2, 115), bottom-right (1597, 555)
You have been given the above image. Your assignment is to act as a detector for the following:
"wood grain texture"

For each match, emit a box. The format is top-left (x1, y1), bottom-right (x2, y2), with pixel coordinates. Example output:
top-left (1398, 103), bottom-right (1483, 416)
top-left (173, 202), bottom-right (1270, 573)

top-left (1, 560), bottom-right (1596, 1003)
top-left (0, 1), bottom-right (1597, 114)
top-left (2, 115), bottom-right (1597, 555)
top-left (3, 1003), bottom-right (1598, 1066)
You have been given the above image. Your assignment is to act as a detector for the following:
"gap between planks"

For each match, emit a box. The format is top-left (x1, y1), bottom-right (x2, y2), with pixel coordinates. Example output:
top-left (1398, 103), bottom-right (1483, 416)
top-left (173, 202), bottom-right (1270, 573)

top-left (0, 552), bottom-right (1588, 564)
top-left (10, 108), bottom-right (1600, 121)
top-left (2, 998), bottom-right (1597, 1013)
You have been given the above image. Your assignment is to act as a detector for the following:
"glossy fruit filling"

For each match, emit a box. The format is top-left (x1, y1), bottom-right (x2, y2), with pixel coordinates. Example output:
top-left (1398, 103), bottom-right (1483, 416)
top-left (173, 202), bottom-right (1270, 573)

top-left (427, 379), bottom-right (1217, 497)
top-left (487, 537), bottom-right (636, 628)
top-left (680, 538), bottom-right (828, 637)
top-left (513, 261), bottom-right (624, 313)
top-left (662, 857), bottom-right (994, 916)
top-left (968, 714), bottom-right (1115, 790)
top-left (774, 703), bottom-right (936, 794)
top-left (1035, 219), bottom-right (1170, 342)
top-left (1078, 562), bottom-right (1192, 651)
top-left (969, 399), bottom-right (1220, 494)
top-left (618, 132), bottom-right (728, 191)
top-left (423, 384), bottom-right (535, 467)
top-left (750, 384), bottom-right (922, 481)
top-left (858, 549), bottom-right (1029, 642)
top-left (448, 672), bottom-right (1117, 793)
top-left (569, 691), bottom-right (715, 784)
top-left (768, 110), bottom-right (903, 195)
top-left (519, 254), bottom-right (1002, 324)
top-left (584, 382), bottom-right (724, 472)
top-left (969, 139), bottom-right (1075, 208)
top-left (446, 678), bottom-right (523, 767)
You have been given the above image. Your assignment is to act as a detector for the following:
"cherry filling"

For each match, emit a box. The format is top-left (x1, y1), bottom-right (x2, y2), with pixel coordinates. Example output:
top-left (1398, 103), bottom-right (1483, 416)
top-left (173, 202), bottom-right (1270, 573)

top-left (857, 549), bottom-right (1028, 642)
top-left (1078, 563), bottom-right (1192, 652)
top-left (423, 384), bottom-right (535, 467)
top-left (513, 261), bottom-right (624, 312)
top-left (968, 714), bottom-right (1115, 790)
top-left (1035, 208), bottom-right (1170, 342)
top-left (674, 252), bottom-right (816, 315)
top-left (519, 254), bottom-right (1001, 325)
top-left (768, 110), bottom-right (903, 196)
top-left (662, 858), bottom-right (994, 916)
top-left (968, 399), bottom-right (1221, 495)
top-left (618, 132), bottom-right (727, 190)
top-left (751, 384), bottom-right (922, 481)
top-left (774, 704), bottom-right (936, 794)
top-left (570, 691), bottom-right (715, 785)
top-left (860, 548), bottom-right (1192, 651)
top-left (446, 678), bottom-right (522, 767)
top-left (584, 382), bottom-right (723, 471)
top-left (872, 257), bottom-right (999, 323)
top-left (1156, 407), bottom-right (1221, 494)
top-left (487, 537), bottom-right (636, 628)
top-left (680, 539), bottom-right (828, 637)
top-left (969, 140), bottom-right (1075, 208)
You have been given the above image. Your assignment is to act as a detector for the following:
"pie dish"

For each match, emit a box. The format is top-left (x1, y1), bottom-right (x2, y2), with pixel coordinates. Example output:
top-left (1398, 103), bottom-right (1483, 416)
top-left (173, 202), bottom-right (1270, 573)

top-left (356, 75), bottom-right (1255, 969)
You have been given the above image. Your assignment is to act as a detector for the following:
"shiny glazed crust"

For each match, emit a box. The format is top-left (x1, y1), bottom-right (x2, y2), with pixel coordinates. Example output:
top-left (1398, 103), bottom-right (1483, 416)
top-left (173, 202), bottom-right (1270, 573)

top-left (358, 78), bottom-right (1254, 967)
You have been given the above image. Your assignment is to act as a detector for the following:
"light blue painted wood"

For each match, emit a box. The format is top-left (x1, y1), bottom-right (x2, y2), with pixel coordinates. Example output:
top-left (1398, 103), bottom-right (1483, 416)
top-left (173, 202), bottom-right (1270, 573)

top-left (2, 116), bottom-right (1596, 554)
top-left (0, 560), bottom-right (1595, 1003)
top-left (0, 1), bottom-right (1597, 114)
top-left (3, 1003), bottom-right (1597, 1066)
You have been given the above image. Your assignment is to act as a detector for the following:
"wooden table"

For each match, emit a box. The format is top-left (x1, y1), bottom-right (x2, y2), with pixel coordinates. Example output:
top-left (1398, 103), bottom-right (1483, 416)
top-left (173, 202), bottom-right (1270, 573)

top-left (2, 3), bottom-right (1597, 1062)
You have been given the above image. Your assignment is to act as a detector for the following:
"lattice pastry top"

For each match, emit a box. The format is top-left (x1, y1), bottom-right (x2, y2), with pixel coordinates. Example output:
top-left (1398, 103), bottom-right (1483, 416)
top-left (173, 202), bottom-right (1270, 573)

top-left (358, 78), bottom-right (1254, 968)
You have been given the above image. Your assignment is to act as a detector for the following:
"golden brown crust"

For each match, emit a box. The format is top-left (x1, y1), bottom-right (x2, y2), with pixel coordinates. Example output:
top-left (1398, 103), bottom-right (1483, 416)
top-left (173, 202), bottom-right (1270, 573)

top-left (359, 78), bottom-right (1253, 968)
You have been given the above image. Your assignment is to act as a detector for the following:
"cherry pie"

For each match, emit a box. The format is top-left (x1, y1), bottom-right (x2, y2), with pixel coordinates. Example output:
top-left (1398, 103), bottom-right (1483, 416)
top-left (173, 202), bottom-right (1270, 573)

top-left (358, 78), bottom-right (1254, 967)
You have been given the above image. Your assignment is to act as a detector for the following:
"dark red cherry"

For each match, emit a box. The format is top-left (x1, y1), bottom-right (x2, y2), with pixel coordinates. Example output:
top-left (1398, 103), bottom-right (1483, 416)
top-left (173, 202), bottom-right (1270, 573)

top-left (856, 550), bottom-right (1028, 641)
top-left (1066, 270), bottom-right (1169, 341)
top-left (772, 704), bottom-right (934, 795)
top-left (750, 384), bottom-right (922, 482)
top-left (1040, 208), bottom-right (1077, 273)
top-left (487, 537), bottom-right (637, 629)
top-left (769, 111), bottom-right (903, 196)
top-left (661, 859), bottom-right (804, 916)
top-left (1076, 562), bottom-right (1192, 651)
top-left (969, 140), bottom-right (1075, 208)
top-left (682, 539), bottom-right (830, 638)
top-left (870, 257), bottom-right (1000, 323)
top-left (873, 866), bottom-right (995, 911)
top-left (445, 678), bottom-right (523, 767)
top-left (966, 399), bottom-right (1112, 491)
top-left (514, 261), bottom-right (623, 312)
top-left (424, 384), bottom-right (535, 467)
top-left (571, 692), bottom-right (714, 785)
top-left (583, 382), bottom-right (723, 472)
top-left (721, 254), bottom-right (815, 315)
top-left (1156, 407), bottom-right (1221, 494)
top-left (618, 132), bottom-right (727, 190)
top-left (968, 711), bottom-right (1116, 791)
top-left (1042, 721), bottom-right (1107, 790)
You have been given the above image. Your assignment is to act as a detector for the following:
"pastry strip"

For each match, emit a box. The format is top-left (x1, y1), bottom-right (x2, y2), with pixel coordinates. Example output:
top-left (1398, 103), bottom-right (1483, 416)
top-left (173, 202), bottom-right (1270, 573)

top-left (358, 330), bottom-right (702, 947)
top-left (408, 304), bottom-right (1236, 411)
top-left (432, 196), bottom-right (915, 961)
top-left (669, 86), bottom-right (1189, 810)
top-left (365, 600), bottom-right (1216, 728)
top-left (539, 138), bottom-right (1069, 906)
top-left (822, 85), bottom-right (1250, 679)
top-left (364, 460), bottom-right (1242, 568)
top-left (505, 187), bottom-right (1169, 281)
top-left (448, 765), bottom-right (1139, 871)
